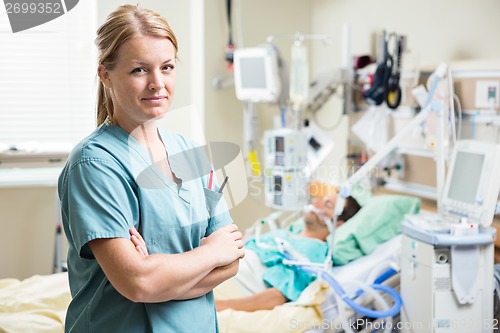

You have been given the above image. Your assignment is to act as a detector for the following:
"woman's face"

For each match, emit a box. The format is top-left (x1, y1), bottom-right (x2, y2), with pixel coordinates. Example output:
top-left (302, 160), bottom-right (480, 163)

top-left (99, 35), bottom-right (176, 130)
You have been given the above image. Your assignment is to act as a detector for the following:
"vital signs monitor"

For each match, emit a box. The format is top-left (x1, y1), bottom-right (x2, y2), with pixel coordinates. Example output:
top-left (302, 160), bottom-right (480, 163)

top-left (233, 45), bottom-right (282, 103)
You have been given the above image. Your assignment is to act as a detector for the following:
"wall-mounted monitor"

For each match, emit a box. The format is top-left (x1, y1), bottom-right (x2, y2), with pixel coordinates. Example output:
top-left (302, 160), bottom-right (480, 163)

top-left (233, 46), bottom-right (282, 103)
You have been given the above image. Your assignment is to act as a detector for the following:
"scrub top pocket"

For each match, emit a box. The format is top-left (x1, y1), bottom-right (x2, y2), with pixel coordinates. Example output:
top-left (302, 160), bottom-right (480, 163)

top-left (203, 187), bottom-right (223, 217)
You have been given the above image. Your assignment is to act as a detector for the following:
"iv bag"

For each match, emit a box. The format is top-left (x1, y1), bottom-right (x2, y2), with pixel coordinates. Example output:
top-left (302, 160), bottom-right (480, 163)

top-left (289, 42), bottom-right (309, 110)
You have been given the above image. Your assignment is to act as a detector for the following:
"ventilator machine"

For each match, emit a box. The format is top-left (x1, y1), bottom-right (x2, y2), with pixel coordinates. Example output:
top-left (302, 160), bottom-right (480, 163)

top-left (401, 139), bottom-right (500, 332)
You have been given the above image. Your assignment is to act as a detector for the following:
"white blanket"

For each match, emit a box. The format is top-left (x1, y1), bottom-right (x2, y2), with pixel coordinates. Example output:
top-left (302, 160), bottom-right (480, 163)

top-left (0, 272), bottom-right (70, 333)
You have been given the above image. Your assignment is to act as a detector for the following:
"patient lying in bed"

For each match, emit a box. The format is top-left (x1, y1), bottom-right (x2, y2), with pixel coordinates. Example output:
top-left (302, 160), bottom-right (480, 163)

top-left (214, 192), bottom-right (421, 314)
top-left (215, 193), bottom-right (362, 312)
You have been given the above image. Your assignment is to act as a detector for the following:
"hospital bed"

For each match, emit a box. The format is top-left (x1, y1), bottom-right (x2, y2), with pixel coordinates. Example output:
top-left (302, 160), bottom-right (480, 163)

top-left (0, 194), bottom-right (419, 333)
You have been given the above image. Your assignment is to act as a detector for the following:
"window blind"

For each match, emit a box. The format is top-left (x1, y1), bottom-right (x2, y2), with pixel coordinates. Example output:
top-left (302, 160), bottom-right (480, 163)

top-left (0, 0), bottom-right (97, 152)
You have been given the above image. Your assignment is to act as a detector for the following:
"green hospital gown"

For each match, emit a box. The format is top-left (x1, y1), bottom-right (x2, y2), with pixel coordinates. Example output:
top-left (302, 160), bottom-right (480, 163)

top-left (245, 230), bottom-right (328, 301)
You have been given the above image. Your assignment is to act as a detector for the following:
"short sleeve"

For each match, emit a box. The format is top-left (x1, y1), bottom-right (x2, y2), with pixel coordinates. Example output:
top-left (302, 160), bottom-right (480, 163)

top-left (62, 158), bottom-right (139, 259)
top-left (204, 192), bottom-right (233, 236)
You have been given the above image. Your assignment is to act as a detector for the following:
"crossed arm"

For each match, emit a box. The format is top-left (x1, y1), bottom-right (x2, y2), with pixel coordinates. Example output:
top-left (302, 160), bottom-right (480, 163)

top-left (89, 225), bottom-right (245, 303)
top-left (126, 227), bottom-right (285, 312)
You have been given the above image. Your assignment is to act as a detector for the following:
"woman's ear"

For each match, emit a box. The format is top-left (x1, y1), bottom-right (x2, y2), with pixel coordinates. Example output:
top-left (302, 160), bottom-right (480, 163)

top-left (98, 64), bottom-right (112, 88)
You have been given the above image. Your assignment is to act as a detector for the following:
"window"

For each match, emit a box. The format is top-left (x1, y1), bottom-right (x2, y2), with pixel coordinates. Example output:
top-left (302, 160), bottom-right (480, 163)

top-left (0, 1), bottom-right (97, 152)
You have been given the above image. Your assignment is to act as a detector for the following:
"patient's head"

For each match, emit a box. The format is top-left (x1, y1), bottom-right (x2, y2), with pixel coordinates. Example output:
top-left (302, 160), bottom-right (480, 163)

top-left (302, 193), bottom-right (362, 241)
top-left (303, 194), bottom-right (336, 236)
top-left (338, 196), bottom-right (362, 223)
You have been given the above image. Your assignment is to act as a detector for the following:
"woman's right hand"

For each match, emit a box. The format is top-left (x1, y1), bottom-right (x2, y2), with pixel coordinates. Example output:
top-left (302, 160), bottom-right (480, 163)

top-left (201, 224), bottom-right (245, 266)
top-left (130, 227), bottom-right (149, 258)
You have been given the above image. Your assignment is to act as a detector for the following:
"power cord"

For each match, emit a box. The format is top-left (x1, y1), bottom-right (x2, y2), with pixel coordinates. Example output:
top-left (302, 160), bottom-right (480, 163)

top-left (224, 0), bottom-right (235, 71)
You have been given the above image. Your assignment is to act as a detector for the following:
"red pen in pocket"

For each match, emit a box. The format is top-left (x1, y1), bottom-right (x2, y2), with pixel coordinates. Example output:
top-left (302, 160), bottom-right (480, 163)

top-left (208, 170), bottom-right (214, 190)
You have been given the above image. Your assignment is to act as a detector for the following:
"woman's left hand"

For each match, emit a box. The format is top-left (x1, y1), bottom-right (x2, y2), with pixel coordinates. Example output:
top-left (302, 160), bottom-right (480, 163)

top-left (130, 227), bottom-right (149, 258)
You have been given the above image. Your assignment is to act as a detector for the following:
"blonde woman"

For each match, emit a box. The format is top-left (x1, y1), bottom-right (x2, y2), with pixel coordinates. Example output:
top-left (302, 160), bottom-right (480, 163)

top-left (58, 5), bottom-right (244, 332)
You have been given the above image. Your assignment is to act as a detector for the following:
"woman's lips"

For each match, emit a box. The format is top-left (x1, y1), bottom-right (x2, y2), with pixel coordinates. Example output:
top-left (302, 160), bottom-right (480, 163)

top-left (142, 96), bottom-right (166, 101)
top-left (142, 96), bottom-right (167, 104)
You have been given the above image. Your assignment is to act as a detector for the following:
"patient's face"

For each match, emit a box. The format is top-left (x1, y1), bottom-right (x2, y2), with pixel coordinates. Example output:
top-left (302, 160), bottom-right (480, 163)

top-left (304, 194), bottom-right (336, 226)
top-left (314, 195), bottom-right (336, 218)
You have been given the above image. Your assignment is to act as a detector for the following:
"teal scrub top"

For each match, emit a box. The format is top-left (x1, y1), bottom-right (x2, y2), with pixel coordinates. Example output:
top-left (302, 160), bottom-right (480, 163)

top-left (244, 230), bottom-right (328, 302)
top-left (58, 123), bottom-right (232, 333)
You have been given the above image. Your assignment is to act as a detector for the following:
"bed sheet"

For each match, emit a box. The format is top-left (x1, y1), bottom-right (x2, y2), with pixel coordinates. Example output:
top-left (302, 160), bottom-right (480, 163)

top-left (331, 234), bottom-right (401, 283)
top-left (0, 272), bottom-right (70, 333)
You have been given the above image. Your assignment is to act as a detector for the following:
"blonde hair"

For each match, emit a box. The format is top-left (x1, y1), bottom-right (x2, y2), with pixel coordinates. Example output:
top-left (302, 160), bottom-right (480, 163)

top-left (95, 4), bottom-right (178, 126)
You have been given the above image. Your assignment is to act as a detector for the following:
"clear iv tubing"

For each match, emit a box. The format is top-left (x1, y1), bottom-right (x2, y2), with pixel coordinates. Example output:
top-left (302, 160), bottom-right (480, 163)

top-left (280, 106), bottom-right (287, 127)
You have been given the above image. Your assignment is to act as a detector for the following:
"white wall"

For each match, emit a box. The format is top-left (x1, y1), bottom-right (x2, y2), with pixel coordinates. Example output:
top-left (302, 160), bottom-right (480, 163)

top-left (0, 187), bottom-right (59, 279)
top-left (311, 0), bottom-right (500, 67)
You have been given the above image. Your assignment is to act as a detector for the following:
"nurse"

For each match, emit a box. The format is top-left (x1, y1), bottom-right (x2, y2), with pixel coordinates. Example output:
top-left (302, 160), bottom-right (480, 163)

top-left (58, 4), bottom-right (244, 333)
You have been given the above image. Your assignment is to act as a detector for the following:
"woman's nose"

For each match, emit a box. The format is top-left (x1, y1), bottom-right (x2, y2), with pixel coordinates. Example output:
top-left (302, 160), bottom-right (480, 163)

top-left (148, 71), bottom-right (164, 90)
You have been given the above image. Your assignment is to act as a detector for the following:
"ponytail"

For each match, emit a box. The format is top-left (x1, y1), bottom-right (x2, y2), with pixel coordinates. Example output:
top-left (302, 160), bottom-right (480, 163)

top-left (96, 81), bottom-right (113, 126)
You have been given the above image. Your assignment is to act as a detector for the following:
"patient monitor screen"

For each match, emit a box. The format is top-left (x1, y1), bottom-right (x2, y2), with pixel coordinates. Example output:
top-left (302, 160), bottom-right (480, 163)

top-left (275, 137), bottom-right (284, 152)
top-left (274, 176), bottom-right (282, 192)
top-left (239, 57), bottom-right (267, 89)
top-left (447, 151), bottom-right (484, 204)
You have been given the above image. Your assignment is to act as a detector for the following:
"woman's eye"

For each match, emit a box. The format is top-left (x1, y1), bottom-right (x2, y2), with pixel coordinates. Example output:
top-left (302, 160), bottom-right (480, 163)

top-left (131, 67), bottom-right (145, 74)
top-left (163, 64), bottom-right (174, 71)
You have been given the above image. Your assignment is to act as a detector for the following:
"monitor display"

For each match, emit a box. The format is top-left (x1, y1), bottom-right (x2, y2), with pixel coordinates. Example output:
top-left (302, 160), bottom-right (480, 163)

top-left (274, 175), bottom-right (282, 192)
top-left (275, 136), bottom-right (284, 152)
top-left (308, 136), bottom-right (322, 152)
top-left (233, 46), bottom-right (281, 103)
top-left (239, 57), bottom-right (267, 89)
top-left (447, 151), bottom-right (484, 204)
top-left (441, 139), bottom-right (500, 226)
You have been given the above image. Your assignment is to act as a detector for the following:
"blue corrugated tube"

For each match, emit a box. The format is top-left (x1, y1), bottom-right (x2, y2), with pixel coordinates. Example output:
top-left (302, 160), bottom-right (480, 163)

top-left (300, 266), bottom-right (402, 319)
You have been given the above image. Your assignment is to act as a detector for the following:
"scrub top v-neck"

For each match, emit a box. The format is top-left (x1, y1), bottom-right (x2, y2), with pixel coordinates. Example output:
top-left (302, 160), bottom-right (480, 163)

top-left (58, 122), bottom-right (232, 333)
